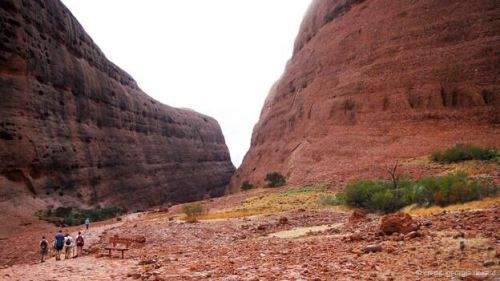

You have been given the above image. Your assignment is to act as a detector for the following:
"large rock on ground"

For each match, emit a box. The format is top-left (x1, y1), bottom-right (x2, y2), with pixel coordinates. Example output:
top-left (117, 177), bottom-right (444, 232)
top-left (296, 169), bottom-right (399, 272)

top-left (230, 0), bottom-right (500, 191)
top-left (379, 213), bottom-right (418, 235)
top-left (0, 0), bottom-right (235, 216)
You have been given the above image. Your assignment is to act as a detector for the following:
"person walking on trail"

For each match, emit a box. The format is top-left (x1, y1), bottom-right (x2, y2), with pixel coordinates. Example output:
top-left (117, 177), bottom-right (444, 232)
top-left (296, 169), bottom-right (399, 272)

top-left (75, 231), bottom-right (84, 257)
top-left (39, 236), bottom-right (49, 262)
top-left (54, 230), bottom-right (65, 261)
top-left (64, 233), bottom-right (74, 259)
top-left (85, 218), bottom-right (90, 230)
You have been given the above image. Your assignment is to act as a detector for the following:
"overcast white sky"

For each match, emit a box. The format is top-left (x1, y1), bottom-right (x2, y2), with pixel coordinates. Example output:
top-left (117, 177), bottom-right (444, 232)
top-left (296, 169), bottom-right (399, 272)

top-left (61, 0), bottom-right (311, 167)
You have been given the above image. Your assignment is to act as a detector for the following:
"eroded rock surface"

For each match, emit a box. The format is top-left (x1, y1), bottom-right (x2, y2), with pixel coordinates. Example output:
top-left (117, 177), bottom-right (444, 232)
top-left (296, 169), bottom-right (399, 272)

top-left (0, 0), bottom-right (234, 216)
top-left (231, 0), bottom-right (500, 191)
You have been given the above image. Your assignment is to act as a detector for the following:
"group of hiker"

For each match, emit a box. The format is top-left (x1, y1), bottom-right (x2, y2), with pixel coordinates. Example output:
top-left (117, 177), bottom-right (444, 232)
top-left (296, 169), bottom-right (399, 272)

top-left (39, 218), bottom-right (90, 262)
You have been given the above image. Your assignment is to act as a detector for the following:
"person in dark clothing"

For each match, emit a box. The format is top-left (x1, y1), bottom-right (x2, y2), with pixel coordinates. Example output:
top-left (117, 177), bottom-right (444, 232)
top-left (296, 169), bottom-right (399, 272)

top-left (40, 236), bottom-right (49, 262)
top-left (75, 231), bottom-right (84, 257)
top-left (54, 230), bottom-right (65, 261)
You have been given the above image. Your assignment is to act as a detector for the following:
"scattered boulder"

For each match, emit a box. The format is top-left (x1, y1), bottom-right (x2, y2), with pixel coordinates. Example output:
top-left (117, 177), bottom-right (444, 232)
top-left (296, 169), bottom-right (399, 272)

top-left (345, 231), bottom-right (365, 242)
top-left (379, 213), bottom-right (418, 235)
top-left (278, 216), bottom-right (289, 225)
top-left (257, 224), bottom-right (267, 231)
top-left (127, 273), bottom-right (141, 279)
top-left (404, 231), bottom-right (422, 240)
top-left (133, 236), bottom-right (147, 243)
top-left (385, 246), bottom-right (396, 254)
top-left (483, 260), bottom-right (495, 267)
top-left (363, 244), bottom-right (383, 254)
top-left (348, 209), bottom-right (367, 225)
top-left (421, 221), bottom-right (433, 227)
top-left (158, 207), bottom-right (170, 213)
top-left (391, 233), bottom-right (405, 241)
top-left (138, 259), bottom-right (157, 265)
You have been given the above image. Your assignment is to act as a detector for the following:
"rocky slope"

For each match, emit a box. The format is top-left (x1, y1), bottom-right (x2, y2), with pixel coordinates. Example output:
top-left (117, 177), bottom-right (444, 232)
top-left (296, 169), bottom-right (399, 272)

top-left (1, 188), bottom-right (498, 279)
top-left (231, 0), bottom-right (500, 191)
top-left (0, 0), bottom-right (235, 217)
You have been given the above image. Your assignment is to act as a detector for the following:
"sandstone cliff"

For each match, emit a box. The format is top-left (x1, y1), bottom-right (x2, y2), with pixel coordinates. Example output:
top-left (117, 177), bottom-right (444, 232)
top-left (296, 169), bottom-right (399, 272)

top-left (231, 0), bottom-right (500, 191)
top-left (0, 0), bottom-right (235, 215)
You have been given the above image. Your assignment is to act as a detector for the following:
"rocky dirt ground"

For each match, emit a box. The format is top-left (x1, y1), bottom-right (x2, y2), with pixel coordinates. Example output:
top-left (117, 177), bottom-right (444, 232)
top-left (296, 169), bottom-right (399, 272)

top-left (0, 160), bottom-right (498, 280)
top-left (0, 184), bottom-right (499, 281)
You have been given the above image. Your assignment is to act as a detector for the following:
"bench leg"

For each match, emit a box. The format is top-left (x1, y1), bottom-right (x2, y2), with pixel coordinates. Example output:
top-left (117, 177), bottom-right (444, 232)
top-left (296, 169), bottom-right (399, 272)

top-left (121, 251), bottom-right (124, 259)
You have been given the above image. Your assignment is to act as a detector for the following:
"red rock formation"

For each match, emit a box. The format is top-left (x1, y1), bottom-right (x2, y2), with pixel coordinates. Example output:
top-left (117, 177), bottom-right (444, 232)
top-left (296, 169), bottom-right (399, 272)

top-left (379, 212), bottom-right (418, 235)
top-left (230, 0), bottom-right (500, 191)
top-left (0, 0), bottom-right (234, 214)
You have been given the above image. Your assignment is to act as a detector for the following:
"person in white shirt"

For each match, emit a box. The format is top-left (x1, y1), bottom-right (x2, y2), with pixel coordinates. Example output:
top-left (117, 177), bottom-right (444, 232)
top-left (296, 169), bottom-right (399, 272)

top-left (63, 234), bottom-right (74, 259)
top-left (85, 218), bottom-right (90, 230)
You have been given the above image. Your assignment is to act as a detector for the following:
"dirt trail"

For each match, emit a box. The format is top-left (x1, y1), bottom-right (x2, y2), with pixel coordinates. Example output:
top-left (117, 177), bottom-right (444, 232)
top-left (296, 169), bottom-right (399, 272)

top-left (0, 215), bottom-right (139, 281)
top-left (1, 256), bottom-right (136, 281)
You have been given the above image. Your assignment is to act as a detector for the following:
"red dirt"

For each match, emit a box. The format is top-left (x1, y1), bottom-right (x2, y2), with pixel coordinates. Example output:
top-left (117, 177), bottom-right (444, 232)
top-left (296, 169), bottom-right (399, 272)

top-left (1, 194), bottom-right (498, 280)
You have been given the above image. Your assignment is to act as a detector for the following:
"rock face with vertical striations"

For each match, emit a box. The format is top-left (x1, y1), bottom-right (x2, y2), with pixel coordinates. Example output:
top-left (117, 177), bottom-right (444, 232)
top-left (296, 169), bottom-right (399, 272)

top-left (0, 0), bottom-right (235, 216)
top-left (230, 0), bottom-right (500, 191)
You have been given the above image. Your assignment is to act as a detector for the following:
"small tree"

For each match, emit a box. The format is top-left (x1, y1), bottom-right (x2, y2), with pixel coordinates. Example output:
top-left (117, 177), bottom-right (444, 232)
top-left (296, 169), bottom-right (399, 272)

top-left (386, 161), bottom-right (400, 189)
top-left (241, 181), bottom-right (254, 191)
top-left (265, 172), bottom-right (286, 188)
top-left (182, 203), bottom-right (204, 223)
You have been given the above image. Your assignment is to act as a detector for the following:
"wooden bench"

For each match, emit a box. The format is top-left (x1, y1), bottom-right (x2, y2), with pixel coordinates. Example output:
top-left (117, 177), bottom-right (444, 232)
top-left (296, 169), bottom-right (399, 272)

top-left (104, 236), bottom-right (132, 258)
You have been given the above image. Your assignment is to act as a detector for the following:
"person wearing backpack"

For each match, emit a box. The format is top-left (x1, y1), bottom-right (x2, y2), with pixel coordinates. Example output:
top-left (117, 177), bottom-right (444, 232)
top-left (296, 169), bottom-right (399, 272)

top-left (39, 236), bottom-right (49, 262)
top-left (75, 232), bottom-right (84, 257)
top-left (64, 234), bottom-right (74, 259)
top-left (54, 230), bottom-right (65, 261)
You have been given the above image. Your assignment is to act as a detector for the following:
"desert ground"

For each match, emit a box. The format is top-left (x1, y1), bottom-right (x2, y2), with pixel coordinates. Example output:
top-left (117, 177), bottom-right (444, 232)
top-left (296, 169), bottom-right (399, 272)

top-left (0, 159), bottom-right (499, 281)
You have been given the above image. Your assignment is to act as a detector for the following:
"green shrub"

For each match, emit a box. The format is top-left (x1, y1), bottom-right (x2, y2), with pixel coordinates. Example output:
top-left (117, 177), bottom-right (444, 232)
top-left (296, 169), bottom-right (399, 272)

top-left (331, 172), bottom-right (498, 213)
top-left (431, 144), bottom-right (498, 163)
top-left (320, 193), bottom-right (346, 206)
top-left (370, 189), bottom-right (403, 213)
top-left (265, 172), bottom-right (286, 188)
top-left (182, 203), bottom-right (204, 222)
top-left (54, 206), bottom-right (73, 218)
top-left (40, 206), bottom-right (126, 226)
top-left (343, 180), bottom-right (390, 209)
top-left (241, 181), bottom-right (254, 191)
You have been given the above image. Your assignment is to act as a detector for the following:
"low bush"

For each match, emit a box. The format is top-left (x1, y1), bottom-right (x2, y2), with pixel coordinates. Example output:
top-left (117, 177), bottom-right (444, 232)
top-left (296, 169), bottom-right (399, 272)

top-left (41, 206), bottom-right (126, 226)
top-left (320, 193), bottom-right (346, 206)
top-left (241, 181), bottom-right (254, 191)
top-left (325, 172), bottom-right (498, 213)
top-left (182, 203), bottom-right (205, 222)
top-left (265, 172), bottom-right (286, 188)
top-left (282, 185), bottom-right (326, 196)
top-left (431, 144), bottom-right (498, 164)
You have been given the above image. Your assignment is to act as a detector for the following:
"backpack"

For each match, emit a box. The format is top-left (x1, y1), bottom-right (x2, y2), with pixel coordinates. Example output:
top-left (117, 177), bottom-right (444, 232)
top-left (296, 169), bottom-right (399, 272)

top-left (76, 236), bottom-right (84, 245)
top-left (41, 240), bottom-right (48, 249)
top-left (65, 238), bottom-right (71, 246)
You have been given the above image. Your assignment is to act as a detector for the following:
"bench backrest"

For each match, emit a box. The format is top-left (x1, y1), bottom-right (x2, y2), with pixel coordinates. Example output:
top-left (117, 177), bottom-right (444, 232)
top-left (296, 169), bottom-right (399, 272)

top-left (109, 236), bottom-right (132, 248)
